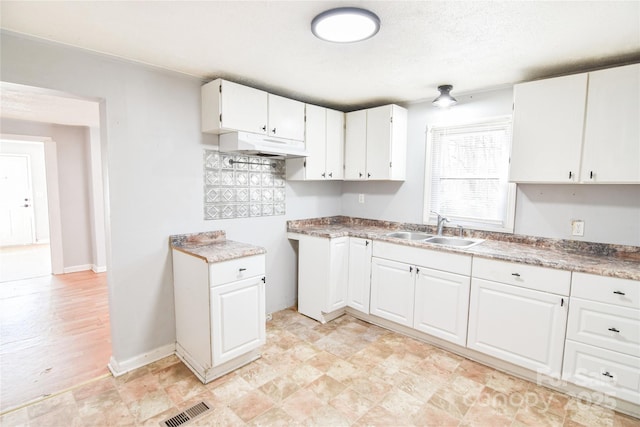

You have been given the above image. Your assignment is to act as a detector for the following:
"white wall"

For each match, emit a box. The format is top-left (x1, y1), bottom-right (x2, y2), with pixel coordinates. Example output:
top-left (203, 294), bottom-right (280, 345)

top-left (0, 139), bottom-right (49, 242)
top-left (0, 31), bottom-right (343, 369)
top-left (1, 118), bottom-right (96, 268)
top-left (342, 87), bottom-right (640, 246)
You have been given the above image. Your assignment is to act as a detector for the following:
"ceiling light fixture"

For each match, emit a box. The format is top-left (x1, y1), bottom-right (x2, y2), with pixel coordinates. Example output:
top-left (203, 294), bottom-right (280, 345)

top-left (311, 7), bottom-right (380, 43)
top-left (432, 85), bottom-right (458, 108)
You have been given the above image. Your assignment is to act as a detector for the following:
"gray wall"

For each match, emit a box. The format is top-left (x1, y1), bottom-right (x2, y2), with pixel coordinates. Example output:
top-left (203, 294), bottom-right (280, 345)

top-left (0, 32), bottom-right (343, 367)
top-left (1, 119), bottom-right (95, 266)
top-left (342, 88), bottom-right (640, 246)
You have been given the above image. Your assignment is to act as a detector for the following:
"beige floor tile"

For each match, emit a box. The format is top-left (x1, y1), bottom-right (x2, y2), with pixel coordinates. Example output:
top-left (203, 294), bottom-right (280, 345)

top-left (306, 350), bottom-right (342, 373)
top-left (76, 388), bottom-right (134, 426)
top-left (330, 388), bottom-right (377, 423)
top-left (124, 388), bottom-right (173, 423)
top-left (379, 387), bottom-right (424, 422)
top-left (353, 404), bottom-right (402, 427)
top-left (280, 387), bottom-right (326, 421)
top-left (228, 389), bottom-right (274, 422)
top-left (258, 376), bottom-right (301, 403)
top-left (206, 374), bottom-right (253, 404)
top-left (412, 402), bottom-right (461, 426)
top-left (0, 407), bottom-right (29, 427)
top-left (513, 403), bottom-right (564, 427)
top-left (306, 404), bottom-right (351, 426)
top-left (27, 403), bottom-right (85, 427)
top-left (236, 359), bottom-right (279, 388)
top-left (163, 374), bottom-right (208, 406)
top-left (247, 406), bottom-right (296, 426)
top-left (306, 374), bottom-right (347, 403)
top-left (565, 398), bottom-right (616, 427)
top-left (25, 391), bottom-right (75, 419)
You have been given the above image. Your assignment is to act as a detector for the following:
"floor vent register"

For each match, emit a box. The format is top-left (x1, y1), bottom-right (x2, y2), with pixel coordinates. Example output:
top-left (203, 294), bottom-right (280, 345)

top-left (161, 401), bottom-right (212, 427)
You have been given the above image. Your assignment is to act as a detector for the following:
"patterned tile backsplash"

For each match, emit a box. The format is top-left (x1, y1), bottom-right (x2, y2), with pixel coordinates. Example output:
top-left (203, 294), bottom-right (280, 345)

top-left (204, 150), bottom-right (286, 220)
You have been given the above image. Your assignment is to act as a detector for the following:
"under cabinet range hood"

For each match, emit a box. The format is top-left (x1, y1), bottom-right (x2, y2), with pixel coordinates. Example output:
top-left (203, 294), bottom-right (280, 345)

top-left (219, 131), bottom-right (308, 158)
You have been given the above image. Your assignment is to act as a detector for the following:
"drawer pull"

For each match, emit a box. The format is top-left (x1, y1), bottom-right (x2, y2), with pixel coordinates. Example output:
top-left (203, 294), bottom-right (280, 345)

top-left (511, 273), bottom-right (521, 277)
top-left (238, 268), bottom-right (247, 272)
top-left (608, 327), bottom-right (620, 333)
top-left (613, 291), bottom-right (626, 296)
top-left (602, 372), bottom-right (614, 378)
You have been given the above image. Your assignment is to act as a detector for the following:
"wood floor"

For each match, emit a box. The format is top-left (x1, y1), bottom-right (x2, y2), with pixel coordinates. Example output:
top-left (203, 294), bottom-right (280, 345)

top-left (0, 271), bottom-right (111, 412)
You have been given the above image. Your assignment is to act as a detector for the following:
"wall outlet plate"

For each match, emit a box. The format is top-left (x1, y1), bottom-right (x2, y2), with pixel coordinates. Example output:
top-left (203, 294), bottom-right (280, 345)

top-left (358, 194), bottom-right (365, 204)
top-left (571, 220), bottom-right (585, 236)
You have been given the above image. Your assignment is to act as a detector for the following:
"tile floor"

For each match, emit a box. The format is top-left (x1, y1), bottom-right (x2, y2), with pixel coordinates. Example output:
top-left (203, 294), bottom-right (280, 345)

top-left (1, 308), bottom-right (638, 426)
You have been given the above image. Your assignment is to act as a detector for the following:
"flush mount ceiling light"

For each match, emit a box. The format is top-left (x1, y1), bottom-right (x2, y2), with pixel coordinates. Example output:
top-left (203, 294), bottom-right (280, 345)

top-left (432, 85), bottom-right (458, 108)
top-left (311, 7), bottom-right (380, 43)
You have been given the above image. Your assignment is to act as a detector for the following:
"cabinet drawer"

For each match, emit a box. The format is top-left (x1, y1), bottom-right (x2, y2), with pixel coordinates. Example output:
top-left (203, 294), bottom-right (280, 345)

top-left (373, 241), bottom-right (471, 276)
top-left (209, 255), bottom-right (265, 286)
top-left (567, 298), bottom-right (640, 357)
top-left (472, 257), bottom-right (570, 295)
top-left (563, 340), bottom-right (640, 405)
top-left (572, 272), bottom-right (640, 309)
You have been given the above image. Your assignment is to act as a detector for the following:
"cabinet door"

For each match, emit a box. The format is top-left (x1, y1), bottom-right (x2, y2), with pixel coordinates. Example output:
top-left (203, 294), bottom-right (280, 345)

top-left (468, 278), bottom-right (568, 376)
top-left (325, 108), bottom-right (345, 180)
top-left (220, 80), bottom-right (268, 135)
top-left (414, 267), bottom-right (470, 346)
top-left (304, 104), bottom-right (328, 179)
top-left (344, 110), bottom-right (367, 180)
top-left (370, 257), bottom-right (415, 327)
top-left (326, 237), bottom-right (349, 312)
top-left (347, 238), bottom-right (372, 313)
top-left (211, 276), bottom-right (266, 366)
top-left (268, 94), bottom-right (305, 141)
top-left (582, 64), bottom-right (640, 183)
top-left (510, 74), bottom-right (587, 183)
top-left (366, 105), bottom-right (393, 180)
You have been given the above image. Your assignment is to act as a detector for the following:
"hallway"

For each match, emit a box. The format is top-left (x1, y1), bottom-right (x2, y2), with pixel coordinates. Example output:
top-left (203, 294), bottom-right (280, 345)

top-left (0, 271), bottom-right (110, 412)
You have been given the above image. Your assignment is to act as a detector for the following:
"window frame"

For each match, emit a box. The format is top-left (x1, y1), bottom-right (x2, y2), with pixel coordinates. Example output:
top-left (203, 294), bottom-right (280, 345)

top-left (423, 115), bottom-right (516, 233)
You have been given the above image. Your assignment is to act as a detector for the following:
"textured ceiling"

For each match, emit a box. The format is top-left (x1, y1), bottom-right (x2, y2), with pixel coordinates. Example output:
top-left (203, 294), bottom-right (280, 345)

top-left (1, 1), bottom-right (639, 111)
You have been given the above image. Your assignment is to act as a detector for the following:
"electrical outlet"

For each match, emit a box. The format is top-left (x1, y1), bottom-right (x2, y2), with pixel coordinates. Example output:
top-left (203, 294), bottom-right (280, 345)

top-left (358, 194), bottom-right (365, 204)
top-left (266, 313), bottom-right (273, 322)
top-left (571, 220), bottom-right (584, 236)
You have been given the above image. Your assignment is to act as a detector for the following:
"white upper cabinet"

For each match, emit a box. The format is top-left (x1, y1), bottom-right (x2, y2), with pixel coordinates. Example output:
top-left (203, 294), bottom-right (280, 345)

top-left (201, 79), bottom-right (304, 141)
top-left (510, 73), bottom-right (587, 183)
top-left (344, 104), bottom-right (407, 181)
top-left (510, 64), bottom-right (640, 184)
top-left (267, 94), bottom-right (305, 141)
top-left (582, 63), bottom-right (640, 183)
top-left (287, 105), bottom-right (344, 181)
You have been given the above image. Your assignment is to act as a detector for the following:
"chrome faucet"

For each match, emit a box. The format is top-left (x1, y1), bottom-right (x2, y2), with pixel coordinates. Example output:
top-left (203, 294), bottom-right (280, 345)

top-left (431, 211), bottom-right (449, 236)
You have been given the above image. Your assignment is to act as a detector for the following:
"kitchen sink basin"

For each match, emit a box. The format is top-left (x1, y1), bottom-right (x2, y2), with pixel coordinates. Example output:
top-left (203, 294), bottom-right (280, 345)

top-left (424, 236), bottom-right (484, 248)
top-left (385, 231), bottom-right (434, 240)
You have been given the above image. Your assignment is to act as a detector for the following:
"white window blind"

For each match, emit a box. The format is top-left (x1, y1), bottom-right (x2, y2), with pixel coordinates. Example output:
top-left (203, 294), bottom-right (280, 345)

top-left (425, 117), bottom-right (515, 232)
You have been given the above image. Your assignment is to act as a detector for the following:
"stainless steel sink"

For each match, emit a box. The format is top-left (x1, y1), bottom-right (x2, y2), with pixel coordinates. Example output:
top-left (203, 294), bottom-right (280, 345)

top-left (385, 231), bottom-right (434, 240)
top-left (424, 236), bottom-right (484, 248)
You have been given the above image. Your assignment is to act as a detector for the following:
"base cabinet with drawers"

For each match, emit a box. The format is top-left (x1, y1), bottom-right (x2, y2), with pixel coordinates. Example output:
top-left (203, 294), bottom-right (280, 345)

top-left (563, 273), bottom-right (640, 404)
top-left (172, 250), bottom-right (266, 383)
top-left (467, 258), bottom-right (570, 377)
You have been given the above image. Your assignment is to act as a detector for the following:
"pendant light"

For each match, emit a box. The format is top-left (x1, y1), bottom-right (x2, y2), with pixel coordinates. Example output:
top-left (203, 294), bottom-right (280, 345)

top-left (311, 7), bottom-right (380, 43)
top-left (432, 85), bottom-right (458, 108)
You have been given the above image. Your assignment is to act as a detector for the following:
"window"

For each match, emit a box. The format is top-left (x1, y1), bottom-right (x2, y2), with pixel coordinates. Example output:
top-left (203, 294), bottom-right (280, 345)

top-left (424, 117), bottom-right (516, 233)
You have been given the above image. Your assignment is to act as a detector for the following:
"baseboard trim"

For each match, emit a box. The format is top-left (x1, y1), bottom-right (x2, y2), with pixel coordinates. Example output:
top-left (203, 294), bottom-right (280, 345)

top-left (92, 264), bottom-right (107, 273)
top-left (108, 343), bottom-right (176, 377)
top-left (63, 264), bottom-right (92, 274)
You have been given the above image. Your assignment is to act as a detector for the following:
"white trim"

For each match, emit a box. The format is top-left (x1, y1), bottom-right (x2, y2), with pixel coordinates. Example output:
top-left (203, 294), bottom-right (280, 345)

top-left (63, 264), bottom-right (93, 274)
top-left (108, 343), bottom-right (176, 377)
top-left (91, 264), bottom-right (107, 273)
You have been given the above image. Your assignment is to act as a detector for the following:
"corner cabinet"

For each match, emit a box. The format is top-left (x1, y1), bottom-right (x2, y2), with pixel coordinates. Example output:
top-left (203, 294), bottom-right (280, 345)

top-left (172, 250), bottom-right (266, 383)
top-left (467, 258), bottom-right (570, 377)
top-left (201, 78), bottom-right (305, 141)
top-left (286, 105), bottom-right (344, 181)
top-left (510, 64), bottom-right (640, 184)
top-left (291, 234), bottom-right (348, 323)
top-left (344, 104), bottom-right (407, 181)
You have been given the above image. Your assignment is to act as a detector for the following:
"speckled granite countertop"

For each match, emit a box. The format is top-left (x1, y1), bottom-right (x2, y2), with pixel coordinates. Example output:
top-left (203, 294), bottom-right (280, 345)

top-left (170, 231), bottom-right (266, 263)
top-left (287, 216), bottom-right (640, 281)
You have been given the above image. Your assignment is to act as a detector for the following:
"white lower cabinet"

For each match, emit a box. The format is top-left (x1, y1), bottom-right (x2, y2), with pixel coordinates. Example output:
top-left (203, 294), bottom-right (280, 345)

top-left (347, 237), bottom-right (372, 314)
top-left (370, 257), bottom-right (415, 327)
top-left (467, 278), bottom-right (568, 377)
top-left (172, 250), bottom-right (266, 383)
top-left (414, 268), bottom-right (470, 347)
top-left (295, 234), bottom-right (348, 323)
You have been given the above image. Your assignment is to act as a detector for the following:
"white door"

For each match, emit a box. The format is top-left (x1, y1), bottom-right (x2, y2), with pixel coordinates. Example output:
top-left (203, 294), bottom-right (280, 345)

top-left (414, 267), bottom-right (470, 346)
top-left (467, 278), bottom-right (568, 377)
top-left (220, 79), bottom-right (268, 134)
top-left (582, 64), bottom-right (640, 183)
top-left (344, 110), bottom-right (367, 180)
top-left (268, 94), bottom-right (305, 141)
top-left (326, 237), bottom-right (349, 313)
top-left (347, 238), bottom-right (372, 313)
top-left (304, 104), bottom-right (327, 179)
top-left (325, 108), bottom-right (345, 180)
top-left (0, 154), bottom-right (34, 246)
top-left (366, 105), bottom-right (392, 180)
top-left (210, 276), bottom-right (266, 366)
top-left (370, 257), bottom-right (415, 327)
top-left (510, 73), bottom-right (587, 183)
